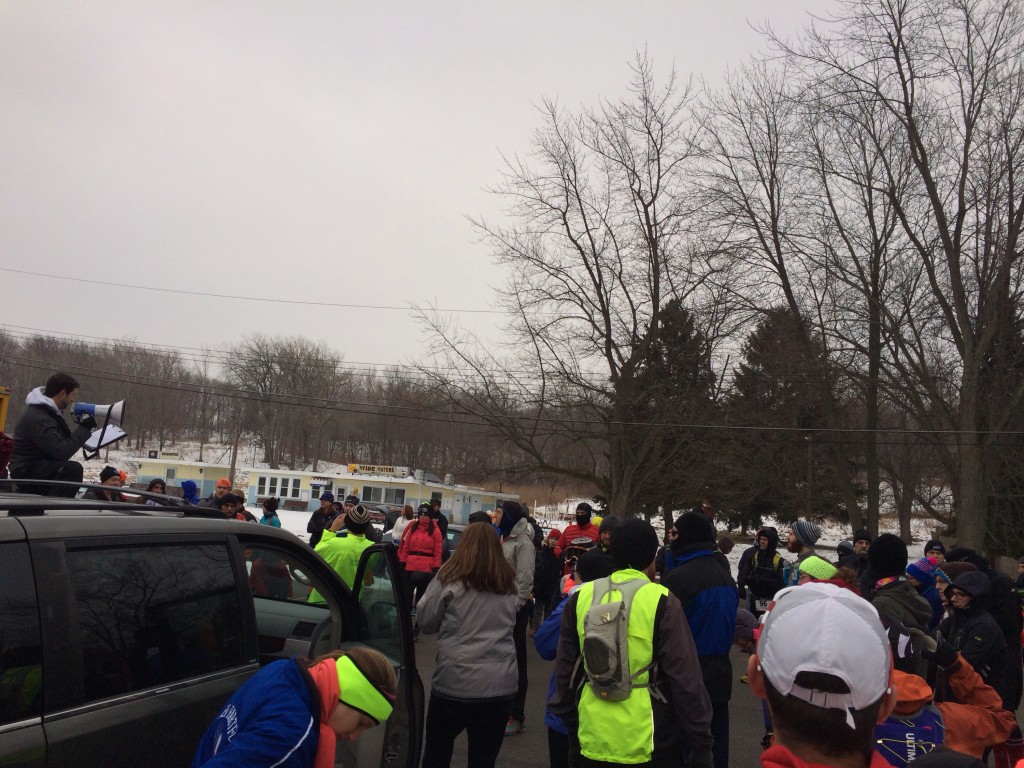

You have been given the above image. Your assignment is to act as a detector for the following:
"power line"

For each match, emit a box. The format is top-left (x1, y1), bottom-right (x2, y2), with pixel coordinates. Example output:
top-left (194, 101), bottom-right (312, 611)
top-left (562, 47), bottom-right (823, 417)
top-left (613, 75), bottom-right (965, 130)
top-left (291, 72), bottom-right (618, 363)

top-left (0, 267), bottom-right (504, 314)
top-left (6, 352), bottom-right (1019, 446)
top-left (0, 322), bottom-right (615, 385)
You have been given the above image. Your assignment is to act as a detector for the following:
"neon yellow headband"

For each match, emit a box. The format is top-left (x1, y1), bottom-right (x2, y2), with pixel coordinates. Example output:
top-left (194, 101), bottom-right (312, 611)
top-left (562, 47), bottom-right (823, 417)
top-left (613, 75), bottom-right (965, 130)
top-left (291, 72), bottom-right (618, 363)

top-left (336, 655), bottom-right (395, 725)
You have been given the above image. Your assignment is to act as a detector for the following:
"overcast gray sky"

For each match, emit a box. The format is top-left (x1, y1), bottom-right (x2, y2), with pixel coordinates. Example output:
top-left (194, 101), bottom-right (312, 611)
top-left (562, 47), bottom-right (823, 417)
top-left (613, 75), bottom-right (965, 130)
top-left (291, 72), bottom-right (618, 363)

top-left (1, 2), bottom-right (820, 369)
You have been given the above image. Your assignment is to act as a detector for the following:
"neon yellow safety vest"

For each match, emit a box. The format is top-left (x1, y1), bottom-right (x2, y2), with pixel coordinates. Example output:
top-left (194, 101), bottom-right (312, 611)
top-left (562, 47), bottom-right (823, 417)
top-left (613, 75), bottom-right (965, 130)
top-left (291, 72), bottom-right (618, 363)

top-left (574, 568), bottom-right (668, 764)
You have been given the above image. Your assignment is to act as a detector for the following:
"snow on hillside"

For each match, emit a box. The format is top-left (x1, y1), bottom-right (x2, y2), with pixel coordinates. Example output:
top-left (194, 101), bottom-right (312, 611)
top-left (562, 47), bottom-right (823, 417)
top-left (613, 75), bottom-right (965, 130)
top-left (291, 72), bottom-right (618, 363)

top-left (84, 446), bottom-right (942, 558)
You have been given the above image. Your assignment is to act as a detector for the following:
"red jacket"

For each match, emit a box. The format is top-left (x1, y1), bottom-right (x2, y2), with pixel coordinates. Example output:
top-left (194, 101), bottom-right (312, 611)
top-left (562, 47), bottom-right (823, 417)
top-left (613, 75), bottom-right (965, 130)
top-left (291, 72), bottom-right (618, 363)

top-left (558, 521), bottom-right (600, 574)
top-left (762, 743), bottom-right (891, 768)
top-left (398, 519), bottom-right (442, 573)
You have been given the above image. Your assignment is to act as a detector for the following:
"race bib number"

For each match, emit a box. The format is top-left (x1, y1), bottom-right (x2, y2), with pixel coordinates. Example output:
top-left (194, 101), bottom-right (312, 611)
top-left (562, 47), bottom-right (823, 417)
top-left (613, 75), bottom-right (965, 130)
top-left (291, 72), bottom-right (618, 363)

top-left (755, 598), bottom-right (770, 612)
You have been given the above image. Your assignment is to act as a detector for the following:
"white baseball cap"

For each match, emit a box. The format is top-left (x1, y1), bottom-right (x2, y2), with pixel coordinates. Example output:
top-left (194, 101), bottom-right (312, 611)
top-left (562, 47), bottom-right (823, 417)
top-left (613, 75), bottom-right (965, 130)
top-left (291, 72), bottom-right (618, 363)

top-left (758, 582), bottom-right (891, 728)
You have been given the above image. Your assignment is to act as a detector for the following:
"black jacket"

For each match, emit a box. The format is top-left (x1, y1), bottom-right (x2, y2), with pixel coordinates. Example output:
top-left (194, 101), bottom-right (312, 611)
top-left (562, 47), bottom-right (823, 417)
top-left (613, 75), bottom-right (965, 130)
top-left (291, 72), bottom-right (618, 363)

top-left (9, 402), bottom-right (91, 477)
top-left (936, 572), bottom-right (1016, 709)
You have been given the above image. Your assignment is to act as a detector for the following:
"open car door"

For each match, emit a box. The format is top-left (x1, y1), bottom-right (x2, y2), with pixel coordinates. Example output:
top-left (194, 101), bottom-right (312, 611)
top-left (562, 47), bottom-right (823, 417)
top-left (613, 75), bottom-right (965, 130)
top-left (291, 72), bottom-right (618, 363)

top-left (238, 534), bottom-right (423, 768)
top-left (348, 543), bottom-right (423, 768)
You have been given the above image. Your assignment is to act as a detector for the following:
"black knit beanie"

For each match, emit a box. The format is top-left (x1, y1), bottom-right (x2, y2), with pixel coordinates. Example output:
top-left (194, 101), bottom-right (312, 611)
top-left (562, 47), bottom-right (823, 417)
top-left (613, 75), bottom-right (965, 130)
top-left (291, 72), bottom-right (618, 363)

top-left (673, 510), bottom-right (716, 549)
top-left (610, 517), bottom-right (659, 571)
top-left (576, 549), bottom-right (615, 583)
top-left (867, 533), bottom-right (908, 578)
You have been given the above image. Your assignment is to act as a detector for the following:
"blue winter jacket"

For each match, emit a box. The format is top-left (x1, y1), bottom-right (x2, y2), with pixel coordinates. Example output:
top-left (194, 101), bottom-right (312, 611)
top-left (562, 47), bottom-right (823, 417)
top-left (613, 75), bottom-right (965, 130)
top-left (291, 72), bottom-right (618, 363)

top-left (193, 658), bottom-right (318, 768)
top-left (534, 593), bottom-right (569, 735)
top-left (661, 544), bottom-right (738, 703)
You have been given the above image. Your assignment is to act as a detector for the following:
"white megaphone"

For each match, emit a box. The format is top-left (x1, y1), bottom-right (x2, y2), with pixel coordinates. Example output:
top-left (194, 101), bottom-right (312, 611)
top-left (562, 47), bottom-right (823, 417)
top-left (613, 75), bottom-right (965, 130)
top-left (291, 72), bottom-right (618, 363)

top-left (73, 400), bottom-right (128, 459)
top-left (73, 400), bottom-right (126, 428)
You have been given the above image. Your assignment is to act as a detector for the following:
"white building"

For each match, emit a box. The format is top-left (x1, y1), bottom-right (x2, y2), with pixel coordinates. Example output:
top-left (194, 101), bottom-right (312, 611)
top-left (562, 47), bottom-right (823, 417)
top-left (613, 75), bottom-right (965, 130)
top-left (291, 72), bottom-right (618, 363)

top-left (135, 456), bottom-right (517, 524)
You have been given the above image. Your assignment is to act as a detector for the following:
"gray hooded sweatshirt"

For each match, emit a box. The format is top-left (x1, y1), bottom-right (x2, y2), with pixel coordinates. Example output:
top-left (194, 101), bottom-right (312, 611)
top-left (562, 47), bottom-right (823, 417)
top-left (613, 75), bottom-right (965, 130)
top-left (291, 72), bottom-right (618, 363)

top-left (502, 516), bottom-right (536, 611)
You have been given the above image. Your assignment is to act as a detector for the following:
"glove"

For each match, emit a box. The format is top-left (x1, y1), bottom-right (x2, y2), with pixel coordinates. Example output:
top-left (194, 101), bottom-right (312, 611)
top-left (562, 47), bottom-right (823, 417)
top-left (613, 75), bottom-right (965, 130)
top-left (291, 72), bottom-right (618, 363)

top-left (922, 638), bottom-right (959, 669)
top-left (78, 415), bottom-right (98, 431)
top-left (688, 748), bottom-right (715, 768)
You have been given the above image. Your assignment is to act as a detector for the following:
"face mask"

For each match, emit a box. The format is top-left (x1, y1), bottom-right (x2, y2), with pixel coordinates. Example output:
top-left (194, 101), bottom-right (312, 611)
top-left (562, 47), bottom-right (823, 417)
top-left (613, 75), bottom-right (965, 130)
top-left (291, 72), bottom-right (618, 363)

top-left (576, 515), bottom-right (589, 526)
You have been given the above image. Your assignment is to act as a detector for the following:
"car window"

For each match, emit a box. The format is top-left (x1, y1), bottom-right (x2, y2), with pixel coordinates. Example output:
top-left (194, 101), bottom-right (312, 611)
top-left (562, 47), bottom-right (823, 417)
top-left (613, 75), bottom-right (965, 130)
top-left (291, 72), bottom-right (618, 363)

top-left (0, 542), bottom-right (42, 725)
top-left (65, 543), bottom-right (246, 703)
top-left (244, 546), bottom-right (312, 603)
top-left (241, 543), bottom-right (343, 664)
top-left (355, 548), bottom-right (403, 660)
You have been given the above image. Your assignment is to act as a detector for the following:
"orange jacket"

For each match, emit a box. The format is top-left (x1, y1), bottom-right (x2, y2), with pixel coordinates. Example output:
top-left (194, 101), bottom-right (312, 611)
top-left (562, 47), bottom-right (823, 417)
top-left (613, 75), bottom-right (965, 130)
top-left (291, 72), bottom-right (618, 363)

top-left (890, 654), bottom-right (1016, 758)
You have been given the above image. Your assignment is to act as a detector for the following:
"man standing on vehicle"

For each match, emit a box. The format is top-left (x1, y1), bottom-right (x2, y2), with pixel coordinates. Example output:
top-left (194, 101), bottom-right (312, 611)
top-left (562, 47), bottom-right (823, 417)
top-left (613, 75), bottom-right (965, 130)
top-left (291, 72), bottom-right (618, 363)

top-left (550, 517), bottom-right (714, 768)
top-left (9, 372), bottom-right (94, 497)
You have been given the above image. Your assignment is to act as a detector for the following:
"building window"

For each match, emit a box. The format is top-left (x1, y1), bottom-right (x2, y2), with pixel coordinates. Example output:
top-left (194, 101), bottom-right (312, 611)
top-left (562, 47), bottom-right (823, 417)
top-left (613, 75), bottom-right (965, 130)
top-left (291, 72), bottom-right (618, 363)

top-left (257, 476), bottom-right (267, 495)
top-left (166, 468), bottom-right (176, 481)
top-left (385, 488), bottom-right (405, 505)
top-left (362, 485), bottom-right (383, 503)
top-left (289, 479), bottom-right (301, 498)
top-left (430, 492), bottom-right (442, 503)
top-left (269, 477), bottom-right (278, 495)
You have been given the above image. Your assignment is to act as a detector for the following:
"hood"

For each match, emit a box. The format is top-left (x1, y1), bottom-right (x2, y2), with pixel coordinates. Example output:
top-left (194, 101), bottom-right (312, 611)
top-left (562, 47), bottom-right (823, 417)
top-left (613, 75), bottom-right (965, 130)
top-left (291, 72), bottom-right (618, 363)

top-left (181, 480), bottom-right (199, 499)
top-left (891, 670), bottom-right (933, 714)
top-left (25, 386), bottom-right (62, 415)
top-left (755, 526), bottom-right (780, 551)
top-left (947, 571), bottom-right (991, 611)
top-left (506, 516), bottom-right (532, 539)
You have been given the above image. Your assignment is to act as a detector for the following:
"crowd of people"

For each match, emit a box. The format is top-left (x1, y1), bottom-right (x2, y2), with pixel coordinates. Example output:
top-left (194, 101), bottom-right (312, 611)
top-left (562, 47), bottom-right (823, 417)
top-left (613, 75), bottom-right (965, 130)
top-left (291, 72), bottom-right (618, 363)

top-left (9, 374), bottom-right (1024, 768)
top-left (366, 500), bottom-right (1024, 768)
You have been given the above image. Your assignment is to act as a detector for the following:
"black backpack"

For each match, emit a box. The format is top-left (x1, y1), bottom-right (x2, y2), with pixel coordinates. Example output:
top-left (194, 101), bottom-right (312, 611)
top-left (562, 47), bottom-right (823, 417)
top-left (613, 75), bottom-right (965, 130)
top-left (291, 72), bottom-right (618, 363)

top-left (746, 550), bottom-right (785, 598)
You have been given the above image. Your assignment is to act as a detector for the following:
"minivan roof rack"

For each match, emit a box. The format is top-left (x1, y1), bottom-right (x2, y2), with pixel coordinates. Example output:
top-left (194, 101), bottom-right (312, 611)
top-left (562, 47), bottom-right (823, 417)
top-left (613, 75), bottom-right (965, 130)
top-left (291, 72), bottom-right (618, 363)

top-left (0, 480), bottom-right (225, 518)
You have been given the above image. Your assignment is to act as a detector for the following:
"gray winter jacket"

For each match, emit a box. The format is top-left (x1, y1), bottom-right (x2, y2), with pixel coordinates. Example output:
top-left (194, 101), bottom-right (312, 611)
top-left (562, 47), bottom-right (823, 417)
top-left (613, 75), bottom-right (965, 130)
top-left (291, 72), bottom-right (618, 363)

top-left (502, 517), bottom-right (536, 611)
top-left (416, 577), bottom-right (518, 700)
top-left (9, 387), bottom-right (91, 476)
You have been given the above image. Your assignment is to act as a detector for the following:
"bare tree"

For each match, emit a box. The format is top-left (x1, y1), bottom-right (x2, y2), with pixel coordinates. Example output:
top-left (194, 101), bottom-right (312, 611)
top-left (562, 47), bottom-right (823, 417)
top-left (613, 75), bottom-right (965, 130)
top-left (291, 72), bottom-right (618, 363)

top-left (697, 61), bottom-right (868, 530)
top-left (419, 57), bottom-right (722, 515)
top-left (781, 0), bottom-right (1024, 549)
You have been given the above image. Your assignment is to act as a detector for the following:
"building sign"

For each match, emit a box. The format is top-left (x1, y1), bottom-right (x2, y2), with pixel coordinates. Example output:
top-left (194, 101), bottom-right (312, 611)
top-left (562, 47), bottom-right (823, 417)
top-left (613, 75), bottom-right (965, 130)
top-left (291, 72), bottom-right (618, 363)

top-left (347, 464), bottom-right (407, 478)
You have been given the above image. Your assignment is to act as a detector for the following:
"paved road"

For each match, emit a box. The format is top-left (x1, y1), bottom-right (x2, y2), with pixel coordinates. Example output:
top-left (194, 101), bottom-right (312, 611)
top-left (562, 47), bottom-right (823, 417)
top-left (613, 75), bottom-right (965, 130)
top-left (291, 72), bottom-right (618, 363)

top-left (414, 631), bottom-right (766, 767)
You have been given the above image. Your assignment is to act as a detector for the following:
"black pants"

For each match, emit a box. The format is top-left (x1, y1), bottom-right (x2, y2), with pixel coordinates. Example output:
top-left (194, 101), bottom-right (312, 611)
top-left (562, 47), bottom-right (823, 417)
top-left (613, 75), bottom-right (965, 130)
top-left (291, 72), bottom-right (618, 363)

top-left (12, 460), bottom-right (83, 497)
top-left (421, 693), bottom-right (512, 768)
top-left (511, 603), bottom-right (531, 722)
top-left (709, 701), bottom-right (729, 768)
top-left (548, 727), bottom-right (570, 768)
top-left (405, 570), bottom-right (434, 612)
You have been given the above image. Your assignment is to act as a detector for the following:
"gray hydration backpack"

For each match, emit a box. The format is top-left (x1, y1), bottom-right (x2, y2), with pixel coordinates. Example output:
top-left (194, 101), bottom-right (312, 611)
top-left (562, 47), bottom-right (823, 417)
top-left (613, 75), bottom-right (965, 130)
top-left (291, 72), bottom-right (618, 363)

top-left (578, 577), bottom-right (661, 701)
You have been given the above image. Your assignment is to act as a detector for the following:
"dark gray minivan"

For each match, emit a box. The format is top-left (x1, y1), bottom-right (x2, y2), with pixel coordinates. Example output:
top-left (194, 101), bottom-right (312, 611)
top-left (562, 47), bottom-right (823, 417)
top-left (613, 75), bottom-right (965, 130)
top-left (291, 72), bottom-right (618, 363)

top-left (0, 493), bottom-right (423, 768)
